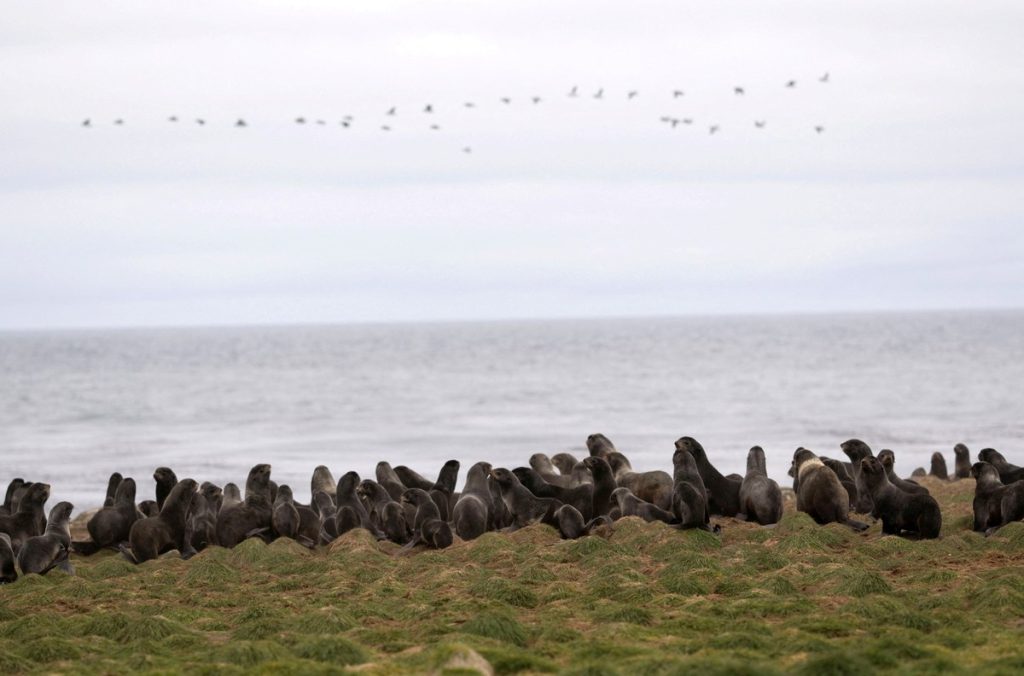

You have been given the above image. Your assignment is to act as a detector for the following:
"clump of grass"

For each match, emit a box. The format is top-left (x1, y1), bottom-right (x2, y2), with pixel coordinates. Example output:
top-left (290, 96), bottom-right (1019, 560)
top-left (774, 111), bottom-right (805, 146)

top-left (290, 607), bottom-right (356, 634)
top-left (796, 649), bottom-right (875, 676)
top-left (658, 562), bottom-right (711, 595)
top-left (184, 557), bottom-right (240, 586)
top-left (469, 577), bottom-right (540, 609)
top-left (219, 639), bottom-right (293, 665)
top-left (461, 611), bottom-right (527, 647)
top-left (76, 612), bottom-right (189, 643)
top-left (290, 635), bottom-right (368, 664)
top-left (595, 603), bottom-right (653, 625)
top-left (838, 570), bottom-right (892, 597)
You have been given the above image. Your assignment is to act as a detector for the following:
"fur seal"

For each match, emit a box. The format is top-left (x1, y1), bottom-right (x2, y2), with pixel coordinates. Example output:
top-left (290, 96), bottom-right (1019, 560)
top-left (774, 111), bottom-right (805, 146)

top-left (488, 468), bottom-right (559, 531)
top-left (674, 437), bottom-right (741, 516)
top-left (357, 480), bottom-right (410, 545)
top-left (488, 475), bottom-right (513, 530)
top-left (978, 449), bottom-right (1024, 484)
top-left (0, 533), bottom-right (16, 584)
top-left (80, 478), bottom-right (139, 553)
top-left (393, 466), bottom-right (434, 491)
top-left (551, 453), bottom-right (580, 476)
top-left (0, 482), bottom-right (50, 553)
top-left (430, 460), bottom-right (460, 521)
top-left (336, 472), bottom-right (386, 539)
top-left (184, 488), bottom-right (218, 556)
top-left (452, 462), bottom-right (492, 541)
top-left (216, 465), bottom-right (273, 548)
top-left (125, 479), bottom-right (198, 563)
top-left (793, 448), bottom-right (868, 531)
top-left (272, 485), bottom-right (301, 540)
top-left (400, 488), bottom-right (453, 549)
top-left (878, 452), bottom-right (930, 495)
top-left (738, 446), bottom-right (782, 525)
top-left (605, 452), bottom-right (674, 512)
top-left (840, 439), bottom-right (877, 513)
top-left (18, 502), bottom-right (74, 575)
top-left (970, 461), bottom-right (1024, 534)
top-left (586, 433), bottom-right (617, 459)
top-left (581, 456), bottom-right (616, 518)
top-left (138, 500), bottom-right (159, 518)
top-left (1, 478), bottom-right (26, 516)
top-left (611, 487), bottom-right (678, 525)
top-left (221, 483), bottom-right (242, 511)
top-left (310, 466), bottom-right (336, 514)
top-left (102, 473), bottom-right (123, 508)
top-left (953, 443), bottom-right (972, 479)
top-left (554, 504), bottom-right (611, 539)
top-left (514, 467), bottom-right (595, 520)
top-left (153, 467), bottom-right (178, 510)
top-left (670, 447), bottom-right (714, 531)
top-left (529, 453), bottom-right (573, 487)
top-left (375, 462), bottom-right (408, 502)
top-left (313, 491), bottom-right (340, 541)
top-left (929, 453), bottom-right (949, 480)
top-left (820, 457), bottom-right (858, 512)
top-left (860, 457), bottom-right (941, 538)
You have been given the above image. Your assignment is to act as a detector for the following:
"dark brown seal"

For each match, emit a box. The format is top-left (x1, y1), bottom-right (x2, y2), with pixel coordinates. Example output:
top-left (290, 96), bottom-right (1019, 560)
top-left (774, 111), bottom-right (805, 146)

top-left (793, 448), bottom-right (868, 531)
top-left (860, 457), bottom-right (941, 538)
top-left (674, 437), bottom-right (741, 516)
top-left (125, 479), bottom-right (198, 563)
top-left (215, 465), bottom-right (273, 548)
top-left (738, 446), bottom-right (782, 525)
top-left (18, 501), bottom-right (74, 575)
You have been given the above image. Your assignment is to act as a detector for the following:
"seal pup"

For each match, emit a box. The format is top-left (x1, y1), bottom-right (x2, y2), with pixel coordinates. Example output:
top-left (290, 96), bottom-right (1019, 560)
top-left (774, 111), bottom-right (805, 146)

top-left (356, 480), bottom-right (409, 545)
top-left (336, 472), bottom-right (386, 539)
top-left (611, 487), bottom-right (678, 525)
top-left (586, 433), bottom-right (617, 459)
top-left (605, 452), bottom-right (673, 512)
top-left (878, 452), bottom-right (930, 495)
top-left (820, 457), bottom-right (858, 513)
top-left (393, 466), bottom-right (434, 492)
top-left (452, 462), bottom-right (492, 541)
top-left (310, 466), bottom-right (336, 515)
top-left (530, 453), bottom-right (573, 487)
top-left (670, 447), bottom-right (714, 531)
top-left (102, 473), bottom-right (123, 508)
top-left (674, 437), bottom-right (741, 516)
top-left (400, 488), bottom-right (453, 549)
top-left (1, 479), bottom-right (26, 516)
top-left (860, 457), bottom-right (941, 538)
top-left (514, 467), bottom-right (595, 520)
top-left (125, 479), bottom-right (198, 563)
top-left (554, 504), bottom-right (611, 539)
top-left (201, 482), bottom-right (224, 515)
top-left (313, 491), bottom-right (340, 541)
top-left (840, 439), bottom-right (877, 513)
top-left (138, 501), bottom-right (159, 518)
top-left (221, 483), bottom-right (242, 512)
top-left (793, 449), bottom-right (868, 531)
top-left (18, 502), bottom-right (74, 575)
top-left (272, 485), bottom-right (301, 540)
top-left (569, 461), bottom-right (594, 487)
top-left (581, 456), bottom-right (616, 518)
top-left (375, 462), bottom-right (408, 502)
top-left (0, 482), bottom-right (50, 553)
top-left (970, 461), bottom-right (1024, 534)
top-left (738, 446), bottom-right (782, 526)
top-left (185, 488), bottom-right (218, 555)
top-left (978, 449), bottom-right (1024, 483)
top-left (488, 475), bottom-right (513, 530)
top-left (153, 467), bottom-right (178, 510)
top-left (216, 465), bottom-right (273, 548)
top-left (0, 533), bottom-right (16, 584)
top-left (929, 453), bottom-right (949, 480)
top-left (953, 443), bottom-right (972, 480)
top-left (488, 468), bottom-right (560, 531)
top-left (551, 453), bottom-right (580, 476)
top-left (430, 460), bottom-right (460, 521)
top-left (78, 477), bottom-right (139, 554)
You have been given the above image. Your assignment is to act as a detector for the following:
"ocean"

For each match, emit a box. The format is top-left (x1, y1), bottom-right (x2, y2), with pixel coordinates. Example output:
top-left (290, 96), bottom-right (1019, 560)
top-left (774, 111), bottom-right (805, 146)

top-left (2, 311), bottom-right (1022, 510)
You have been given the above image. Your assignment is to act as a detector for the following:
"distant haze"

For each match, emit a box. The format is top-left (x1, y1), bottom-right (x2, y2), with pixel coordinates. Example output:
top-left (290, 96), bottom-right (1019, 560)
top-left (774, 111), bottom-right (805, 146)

top-left (1, 1), bottom-right (1022, 329)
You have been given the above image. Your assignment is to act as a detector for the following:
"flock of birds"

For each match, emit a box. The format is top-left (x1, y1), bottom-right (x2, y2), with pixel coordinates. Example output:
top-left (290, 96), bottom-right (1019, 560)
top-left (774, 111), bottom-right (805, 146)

top-left (2, 432), bottom-right (1023, 583)
top-left (78, 74), bottom-right (834, 154)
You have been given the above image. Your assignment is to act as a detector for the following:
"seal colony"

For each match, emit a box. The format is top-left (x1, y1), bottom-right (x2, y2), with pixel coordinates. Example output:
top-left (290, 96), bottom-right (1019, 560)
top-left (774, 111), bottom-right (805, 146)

top-left (1, 436), bottom-right (1020, 577)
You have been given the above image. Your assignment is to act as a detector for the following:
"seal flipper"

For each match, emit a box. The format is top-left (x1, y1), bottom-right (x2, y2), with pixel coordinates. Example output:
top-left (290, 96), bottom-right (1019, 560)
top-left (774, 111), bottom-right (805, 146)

top-left (843, 518), bottom-right (870, 532)
top-left (71, 540), bottom-right (101, 556)
top-left (118, 543), bottom-right (138, 564)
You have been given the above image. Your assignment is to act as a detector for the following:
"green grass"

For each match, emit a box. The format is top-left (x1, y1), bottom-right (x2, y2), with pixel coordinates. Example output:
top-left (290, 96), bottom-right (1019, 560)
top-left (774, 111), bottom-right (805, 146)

top-left (1, 476), bottom-right (1022, 674)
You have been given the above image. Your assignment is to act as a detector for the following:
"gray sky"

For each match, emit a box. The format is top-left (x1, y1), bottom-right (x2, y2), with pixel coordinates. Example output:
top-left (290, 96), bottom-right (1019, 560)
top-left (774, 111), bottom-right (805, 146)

top-left (2, 0), bottom-right (1022, 329)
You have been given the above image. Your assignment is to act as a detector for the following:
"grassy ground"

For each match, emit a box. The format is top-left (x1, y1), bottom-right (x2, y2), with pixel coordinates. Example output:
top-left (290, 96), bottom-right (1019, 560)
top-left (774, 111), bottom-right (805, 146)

top-left (1, 476), bottom-right (1023, 674)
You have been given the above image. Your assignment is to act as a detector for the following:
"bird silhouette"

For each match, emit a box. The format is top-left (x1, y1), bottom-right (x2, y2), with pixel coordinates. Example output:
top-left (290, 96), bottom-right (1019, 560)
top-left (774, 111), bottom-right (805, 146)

top-left (501, 97), bottom-right (511, 104)
top-left (673, 90), bottom-right (684, 98)
top-left (82, 119), bottom-right (91, 127)
top-left (386, 107), bottom-right (396, 115)
top-left (733, 87), bottom-right (744, 95)
top-left (594, 88), bottom-right (604, 99)
top-left (709, 125), bottom-right (719, 135)
top-left (295, 117), bottom-right (306, 124)
top-left (462, 146), bottom-right (472, 153)
top-left (754, 120), bottom-right (766, 128)
top-left (819, 72), bottom-right (829, 83)
top-left (430, 124), bottom-right (440, 130)
top-left (627, 90), bottom-right (638, 99)
top-left (235, 119), bottom-right (247, 127)
top-left (532, 96), bottom-right (541, 104)
top-left (682, 118), bottom-right (693, 125)
top-left (569, 85), bottom-right (579, 97)
top-left (814, 126), bottom-right (825, 133)
top-left (340, 121), bottom-right (350, 128)
top-left (168, 116), bottom-right (178, 122)
top-left (464, 102), bottom-right (475, 108)
top-left (381, 125), bottom-right (391, 131)
top-left (195, 118), bottom-right (205, 125)
top-left (669, 118), bottom-right (680, 128)
top-left (785, 80), bottom-right (796, 88)
top-left (114, 119), bottom-right (124, 125)
top-left (424, 104), bottom-right (433, 113)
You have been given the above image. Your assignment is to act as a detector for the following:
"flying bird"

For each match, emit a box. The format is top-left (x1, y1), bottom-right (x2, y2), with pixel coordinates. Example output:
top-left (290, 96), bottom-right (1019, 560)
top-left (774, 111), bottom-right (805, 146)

top-left (235, 119), bottom-right (247, 127)
top-left (195, 118), bottom-right (205, 125)
top-left (424, 104), bottom-right (433, 113)
top-left (709, 125), bottom-right (719, 135)
top-left (532, 96), bottom-right (541, 104)
top-left (593, 88), bottom-right (604, 99)
top-left (673, 90), bottom-right (684, 98)
top-left (819, 72), bottom-right (830, 83)
top-left (682, 118), bottom-right (693, 125)
top-left (114, 119), bottom-right (124, 125)
top-left (669, 118), bottom-right (680, 128)
top-left (430, 124), bottom-right (440, 130)
top-left (381, 125), bottom-right (391, 131)
top-left (785, 80), bottom-right (797, 88)
top-left (340, 121), bottom-right (350, 128)
top-left (168, 116), bottom-right (178, 122)
top-left (81, 119), bottom-right (91, 127)
top-left (462, 146), bottom-right (472, 153)
top-left (386, 107), bottom-right (396, 115)
top-left (464, 102), bottom-right (475, 108)
top-left (627, 90), bottom-right (638, 99)
top-left (501, 97), bottom-right (511, 104)
top-left (814, 125), bottom-right (825, 133)
top-left (754, 120), bottom-right (766, 128)
top-left (568, 85), bottom-right (578, 97)
top-left (295, 117), bottom-right (306, 124)
top-left (733, 87), bottom-right (745, 95)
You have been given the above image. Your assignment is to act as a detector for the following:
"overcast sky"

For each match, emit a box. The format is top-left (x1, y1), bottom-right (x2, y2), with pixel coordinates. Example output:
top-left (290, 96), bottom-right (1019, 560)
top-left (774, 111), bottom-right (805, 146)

top-left (2, 1), bottom-right (1022, 329)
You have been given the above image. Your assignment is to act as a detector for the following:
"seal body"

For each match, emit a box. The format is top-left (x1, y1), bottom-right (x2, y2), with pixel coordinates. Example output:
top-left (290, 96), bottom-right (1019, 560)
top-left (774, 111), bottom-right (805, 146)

top-left (127, 479), bottom-right (198, 562)
top-left (216, 465), bottom-right (273, 548)
top-left (0, 533), bottom-right (16, 583)
top-left (586, 433), bottom-right (617, 459)
top-left (971, 462), bottom-right (1024, 533)
top-left (86, 478), bottom-right (139, 549)
top-left (860, 457), bottom-right (941, 538)
top-left (674, 437), bottom-right (741, 516)
top-left (611, 487), bottom-right (677, 525)
top-left (840, 439), bottom-right (877, 513)
top-left (878, 452), bottom-right (930, 495)
top-left (670, 448), bottom-right (712, 530)
top-left (953, 444), bottom-right (972, 480)
top-left (794, 449), bottom-right (868, 531)
top-left (929, 453), bottom-right (949, 480)
top-left (606, 452), bottom-right (673, 512)
top-left (488, 468), bottom-right (559, 531)
top-left (0, 482), bottom-right (50, 553)
top-left (821, 457), bottom-right (858, 513)
top-left (452, 462), bottom-right (492, 541)
top-left (401, 488), bottom-right (453, 549)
